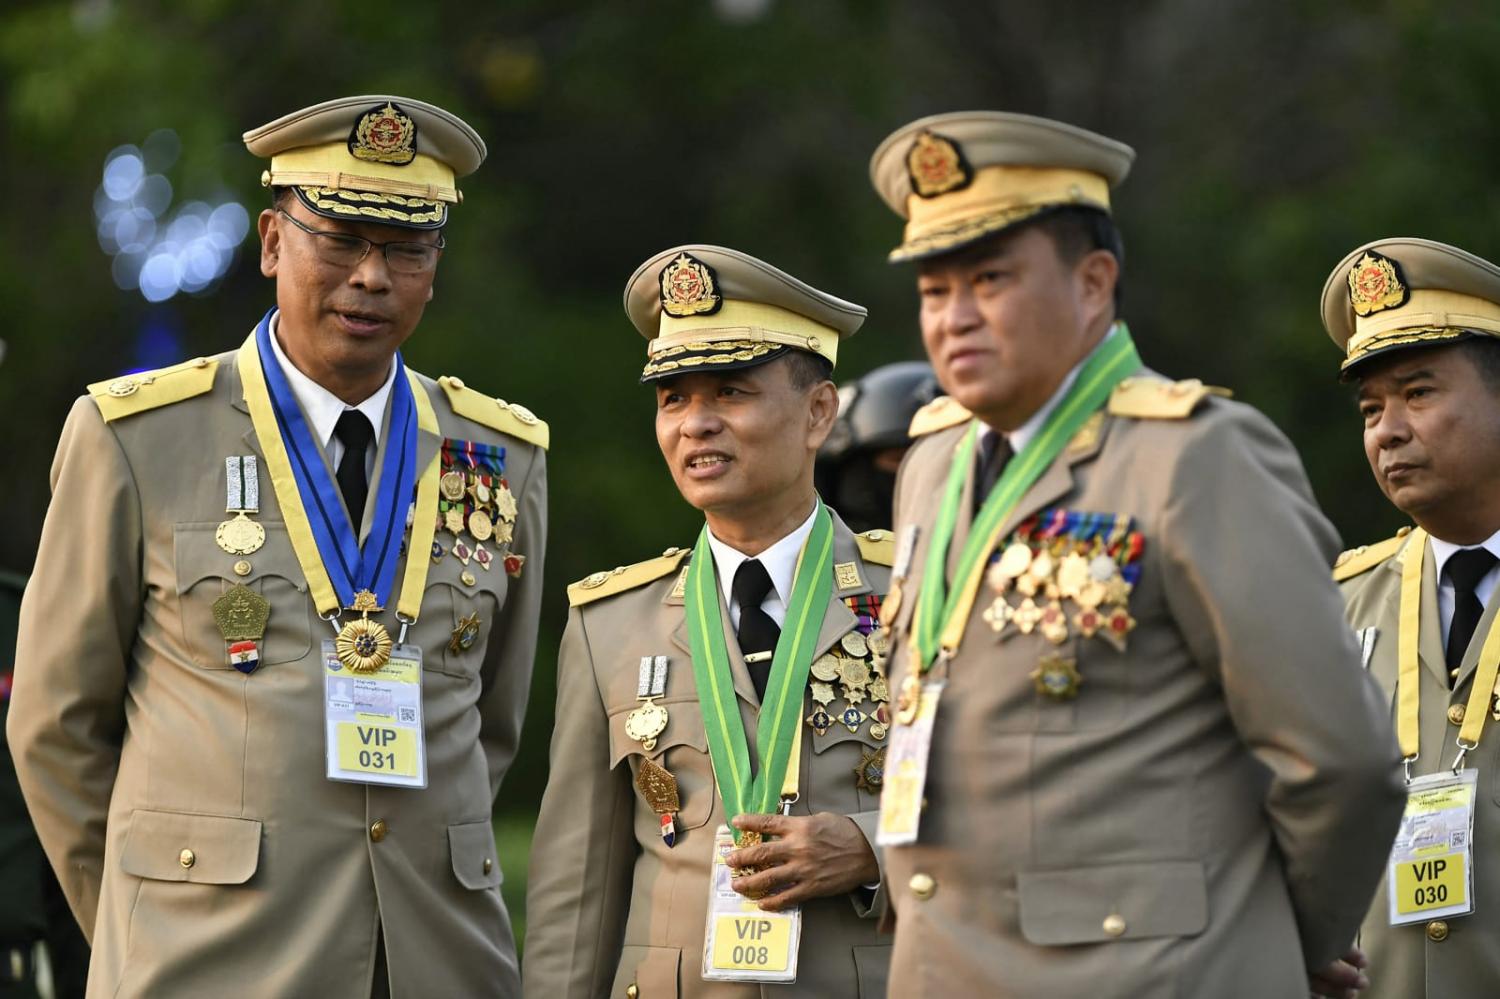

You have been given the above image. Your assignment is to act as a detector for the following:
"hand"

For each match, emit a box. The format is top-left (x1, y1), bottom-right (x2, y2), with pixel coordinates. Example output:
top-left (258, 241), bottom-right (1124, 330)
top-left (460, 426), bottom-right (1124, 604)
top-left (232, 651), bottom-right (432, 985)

top-left (1308, 946), bottom-right (1370, 999)
top-left (723, 812), bottom-right (879, 911)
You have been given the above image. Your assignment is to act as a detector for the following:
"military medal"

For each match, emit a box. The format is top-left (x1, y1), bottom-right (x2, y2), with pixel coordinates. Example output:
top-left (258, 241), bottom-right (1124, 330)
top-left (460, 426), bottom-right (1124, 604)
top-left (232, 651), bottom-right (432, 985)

top-left (854, 747), bottom-right (886, 792)
top-left (636, 757), bottom-right (681, 847)
top-left (213, 583), bottom-right (271, 672)
top-left (494, 481), bottom-right (518, 522)
top-left (625, 655), bottom-right (671, 751)
top-left (839, 704), bottom-right (867, 733)
top-left (336, 589), bottom-right (393, 673)
top-left (1056, 552), bottom-right (1090, 600)
top-left (448, 611), bottom-right (482, 654)
top-left (216, 456), bottom-right (267, 556)
top-left (1031, 655), bottom-right (1083, 700)
top-left (453, 539), bottom-right (472, 565)
top-left (444, 505), bottom-right (465, 535)
top-left (1012, 597), bottom-right (1044, 635)
top-left (1039, 601), bottom-right (1070, 645)
top-left (810, 654), bottom-right (841, 682)
top-left (227, 640), bottom-right (260, 674)
top-left (1100, 605), bottom-right (1137, 652)
top-left (440, 470), bottom-right (466, 501)
top-left (841, 630), bottom-right (869, 658)
top-left (504, 553), bottom-right (526, 578)
top-left (982, 596), bottom-right (1013, 633)
top-left (468, 509), bottom-right (493, 542)
top-left (806, 706), bottom-right (835, 736)
top-left (810, 681), bottom-right (836, 705)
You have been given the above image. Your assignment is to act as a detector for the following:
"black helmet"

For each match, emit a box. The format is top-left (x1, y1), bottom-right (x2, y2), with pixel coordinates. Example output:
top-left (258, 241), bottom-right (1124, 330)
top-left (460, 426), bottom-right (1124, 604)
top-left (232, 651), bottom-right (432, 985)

top-left (817, 361), bottom-right (942, 533)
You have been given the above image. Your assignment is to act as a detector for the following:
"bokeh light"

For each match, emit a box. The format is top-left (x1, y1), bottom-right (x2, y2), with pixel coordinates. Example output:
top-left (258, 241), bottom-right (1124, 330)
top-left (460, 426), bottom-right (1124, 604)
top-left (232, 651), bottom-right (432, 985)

top-left (94, 131), bottom-right (250, 303)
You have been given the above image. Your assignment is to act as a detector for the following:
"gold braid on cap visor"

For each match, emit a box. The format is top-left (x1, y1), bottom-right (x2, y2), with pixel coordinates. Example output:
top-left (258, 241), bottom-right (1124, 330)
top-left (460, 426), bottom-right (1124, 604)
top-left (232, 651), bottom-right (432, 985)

top-left (642, 298), bottom-right (843, 378)
top-left (1342, 288), bottom-right (1500, 370)
top-left (892, 165), bottom-right (1110, 262)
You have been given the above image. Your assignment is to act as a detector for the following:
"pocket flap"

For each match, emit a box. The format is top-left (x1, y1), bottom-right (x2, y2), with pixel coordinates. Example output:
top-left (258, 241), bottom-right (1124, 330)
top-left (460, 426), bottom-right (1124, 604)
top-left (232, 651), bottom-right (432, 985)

top-left (448, 820), bottom-right (503, 890)
top-left (173, 522), bottom-right (307, 593)
top-left (120, 809), bottom-right (261, 885)
top-left (608, 697), bottom-right (709, 770)
top-left (1017, 861), bottom-right (1207, 945)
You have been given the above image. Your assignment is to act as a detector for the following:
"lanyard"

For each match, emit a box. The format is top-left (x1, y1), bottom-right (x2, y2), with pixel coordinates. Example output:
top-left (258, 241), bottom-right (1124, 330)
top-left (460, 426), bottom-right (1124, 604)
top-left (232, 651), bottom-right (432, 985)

top-left (1397, 528), bottom-right (1500, 775)
top-left (238, 313), bottom-right (442, 624)
top-left (910, 327), bottom-right (1142, 673)
top-left (685, 502), bottom-right (833, 843)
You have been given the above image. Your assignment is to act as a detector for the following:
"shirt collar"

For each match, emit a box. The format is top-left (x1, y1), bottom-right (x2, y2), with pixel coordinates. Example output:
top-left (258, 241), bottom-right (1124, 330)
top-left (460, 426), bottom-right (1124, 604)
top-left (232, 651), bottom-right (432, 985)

top-left (705, 502), bottom-right (820, 611)
top-left (1428, 528), bottom-right (1500, 582)
top-left (987, 322), bottom-right (1121, 455)
top-left (267, 311), bottom-right (395, 451)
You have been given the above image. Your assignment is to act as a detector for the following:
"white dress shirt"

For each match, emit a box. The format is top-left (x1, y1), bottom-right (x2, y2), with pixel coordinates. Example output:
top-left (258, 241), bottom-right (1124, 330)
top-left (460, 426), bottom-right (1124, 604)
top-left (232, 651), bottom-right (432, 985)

top-left (706, 503), bottom-right (820, 629)
top-left (267, 312), bottom-right (395, 481)
top-left (978, 322), bottom-right (1120, 458)
top-left (1429, 529), bottom-right (1500, 648)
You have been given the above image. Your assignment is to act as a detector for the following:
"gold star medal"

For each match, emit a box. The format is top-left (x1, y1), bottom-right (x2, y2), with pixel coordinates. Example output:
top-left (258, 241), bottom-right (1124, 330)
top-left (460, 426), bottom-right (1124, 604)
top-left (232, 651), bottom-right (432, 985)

top-left (810, 680), bottom-right (837, 705)
top-left (1056, 552), bottom-right (1090, 601)
top-left (448, 611), bottom-right (482, 654)
top-left (336, 589), bottom-right (393, 673)
top-left (854, 746), bottom-right (886, 793)
top-left (1031, 655), bottom-right (1083, 700)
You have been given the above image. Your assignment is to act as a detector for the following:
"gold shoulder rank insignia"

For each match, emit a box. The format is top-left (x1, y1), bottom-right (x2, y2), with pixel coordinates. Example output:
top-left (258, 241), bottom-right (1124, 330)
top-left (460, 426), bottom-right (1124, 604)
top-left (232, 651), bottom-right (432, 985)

top-left (568, 547), bottom-right (692, 607)
top-left (1333, 527), bottom-right (1412, 583)
top-left (87, 356), bottom-right (218, 423)
top-left (856, 529), bottom-right (895, 567)
top-left (908, 396), bottom-right (972, 437)
top-left (1107, 377), bottom-right (1232, 420)
top-left (438, 376), bottom-right (549, 450)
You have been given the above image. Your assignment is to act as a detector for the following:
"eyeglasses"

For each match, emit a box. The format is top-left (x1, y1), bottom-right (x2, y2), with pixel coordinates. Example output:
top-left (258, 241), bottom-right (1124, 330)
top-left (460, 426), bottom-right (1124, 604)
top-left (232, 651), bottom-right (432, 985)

top-left (277, 209), bottom-right (444, 275)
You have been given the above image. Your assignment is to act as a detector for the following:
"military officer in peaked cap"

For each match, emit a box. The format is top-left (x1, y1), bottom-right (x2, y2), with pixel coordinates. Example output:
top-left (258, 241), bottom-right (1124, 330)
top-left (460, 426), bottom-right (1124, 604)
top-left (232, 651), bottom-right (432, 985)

top-left (866, 111), bottom-right (1406, 997)
top-left (524, 246), bottom-right (896, 997)
top-left (7, 95), bottom-right (548, 997)
top-left (1325, 238), bottom-right (1500, 998)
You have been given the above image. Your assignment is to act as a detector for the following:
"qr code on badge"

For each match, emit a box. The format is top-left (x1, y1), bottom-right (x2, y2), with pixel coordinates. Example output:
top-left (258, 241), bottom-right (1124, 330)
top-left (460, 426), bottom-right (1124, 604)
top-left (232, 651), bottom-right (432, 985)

top-left (399, 706), bottom-right (416, 723)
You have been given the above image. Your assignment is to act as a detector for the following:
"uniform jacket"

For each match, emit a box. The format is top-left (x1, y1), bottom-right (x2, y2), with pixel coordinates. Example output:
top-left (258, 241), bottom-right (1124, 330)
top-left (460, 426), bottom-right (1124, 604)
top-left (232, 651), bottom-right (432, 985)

top-left (879, 375), bottom-right (1406, 998)
top-left (1338, 530), bottom-right (1500, 998)
top-left (523, 511), bottom-right (893, 999)
top-left (6, 337), bottom-right (547, 998)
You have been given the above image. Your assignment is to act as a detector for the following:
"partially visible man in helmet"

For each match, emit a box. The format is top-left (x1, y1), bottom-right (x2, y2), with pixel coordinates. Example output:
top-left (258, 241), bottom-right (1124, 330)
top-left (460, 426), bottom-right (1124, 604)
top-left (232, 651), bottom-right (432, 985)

top-left (815, 360), bottom-right (941, 533)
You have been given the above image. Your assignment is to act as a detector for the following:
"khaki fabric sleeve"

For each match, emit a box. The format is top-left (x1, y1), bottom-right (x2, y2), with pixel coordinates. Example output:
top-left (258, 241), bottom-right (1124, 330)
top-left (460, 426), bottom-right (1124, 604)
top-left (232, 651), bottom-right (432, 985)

top-left (845, 810), bottom-right (888, 919)
top-left (522, 605), bottom-right (635, 999)
top-left (6, 397), bottom-right (142, 940)
top-left (1157, 403), bottom-right (1405, 971)
top-left (477, 445), bottom-right (546, 800)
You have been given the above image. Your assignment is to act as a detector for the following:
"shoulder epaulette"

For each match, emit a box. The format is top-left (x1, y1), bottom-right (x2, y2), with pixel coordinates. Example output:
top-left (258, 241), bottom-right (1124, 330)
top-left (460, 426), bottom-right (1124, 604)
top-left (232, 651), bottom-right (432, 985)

top-left (908, 396), bottom-right (972, 437)
top-left (856, 529), bottom-right (895, 567)
top-left (1107, 377), bottom-right (1232, 420)
top-left (438, 376), bottom-right (549, 451)
top-left (87, 356), bottom-right (218, 423)
top-left (568, 546), bottom-right (691, 607)
top-left (1333, 527), bottom-right (1413, 582)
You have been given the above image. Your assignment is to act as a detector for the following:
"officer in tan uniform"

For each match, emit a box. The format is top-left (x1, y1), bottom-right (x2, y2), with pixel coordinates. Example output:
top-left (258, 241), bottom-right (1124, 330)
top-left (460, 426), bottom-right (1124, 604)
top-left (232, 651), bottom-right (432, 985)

top-left (866, 111), bottom-right (1406, 997)
top-left (1324, 238), bottom-right (1500, 998)
top-left (524, 246), bottom-right (894, 998)
top-left (7, 96), bottom-right (547, 997)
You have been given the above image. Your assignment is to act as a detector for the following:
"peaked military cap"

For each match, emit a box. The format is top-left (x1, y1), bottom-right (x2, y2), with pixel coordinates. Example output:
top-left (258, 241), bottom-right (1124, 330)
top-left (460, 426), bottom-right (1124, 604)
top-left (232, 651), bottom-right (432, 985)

top-left (624, 244), bottom-right (866, 383)
top-left (1321, 237), bottom-right (1500, 373)
top-left (244, 95), bottom-right (487, 229)
top-left (869, 110), bottom-right (1135, 263)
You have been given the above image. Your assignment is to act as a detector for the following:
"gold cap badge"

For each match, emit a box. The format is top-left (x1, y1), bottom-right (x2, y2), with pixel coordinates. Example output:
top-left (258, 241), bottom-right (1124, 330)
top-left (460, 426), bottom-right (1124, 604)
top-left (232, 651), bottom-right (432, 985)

top-left (659, 252), bottom-right (722, 318)
top-left (1348, 250), bottom-right (1409, 317)
top-left (349, 101), bottom-right (417, 166)
top-left (906, 131), bottom-right (972, 198)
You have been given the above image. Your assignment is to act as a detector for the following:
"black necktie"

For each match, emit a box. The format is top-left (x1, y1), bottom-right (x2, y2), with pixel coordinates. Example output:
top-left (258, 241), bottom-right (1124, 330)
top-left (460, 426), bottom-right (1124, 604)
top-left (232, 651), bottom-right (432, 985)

top-left (333, 410), bottom-right (375, 531)
top-left (1445, 547), bottom-right (1497, 679)
top-left (732, 558), bottom-right (780, 701)
top-left (974, 431), bottom-right (1013, 514)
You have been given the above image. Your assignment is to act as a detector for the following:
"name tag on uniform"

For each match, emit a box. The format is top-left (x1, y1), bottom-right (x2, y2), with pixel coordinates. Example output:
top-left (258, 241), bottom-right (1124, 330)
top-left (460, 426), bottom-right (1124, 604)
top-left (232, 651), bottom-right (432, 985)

top-left (1387, 769), bottom-right (1476, 926)
top-left (323, 639), bottom-right (428, 789)
top-left (702, 825), bottom-right (801, 983)
top-left (876, 679), bottom-right (944, 846)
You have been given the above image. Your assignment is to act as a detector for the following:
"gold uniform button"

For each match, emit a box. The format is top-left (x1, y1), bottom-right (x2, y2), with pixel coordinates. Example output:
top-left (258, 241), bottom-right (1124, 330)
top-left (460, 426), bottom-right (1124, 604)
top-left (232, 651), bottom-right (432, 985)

top-left (448, 376), bottom-right (465, 390)
top-left (178, 848), bottom-right (195, 869)
top-left (370, 819), bottom-right (388, 843)
top-left (626, 986), bottom-right (639, 999)
top-left (909, 873), bottom-right (936, 900)
top-left (1102, 913), bottom-right (1127, 937)
top-left (1448, 703), bottom-right (1467, 725)
top-left (1427, 919), bottom-right (1449, 942)
top-left (233, 560), bottom-right (252, 577)
top-left (483, 858), bottom-right (493, 875)
top-left (461, 570), bottom-right (477, 587)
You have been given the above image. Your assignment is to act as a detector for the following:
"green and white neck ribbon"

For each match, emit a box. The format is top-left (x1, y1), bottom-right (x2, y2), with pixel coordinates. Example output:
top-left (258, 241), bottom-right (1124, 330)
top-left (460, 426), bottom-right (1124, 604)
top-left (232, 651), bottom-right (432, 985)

top-left (685, 500), bottom-right (834, 844)
top-left (911, 325), bottom-right (1143, 673)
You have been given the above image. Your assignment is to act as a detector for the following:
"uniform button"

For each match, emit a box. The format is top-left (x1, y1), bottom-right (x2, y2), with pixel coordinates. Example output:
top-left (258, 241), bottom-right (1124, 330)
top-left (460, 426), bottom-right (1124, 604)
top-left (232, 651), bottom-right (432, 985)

top-left (483, 858), bottom-right (493, 875)
top-left (626, 986), bottom-right (639, 999)
top-left (178, 848), bottom-right (195, 869)
top-left (1448, 703), bottom-right (1467, 725)
top-left (370, 819), bottom-right (388, 843)
top-left (1102, 913), bottom-right (1127, 937)
top-left (1427, 919), bottom-right (1449, 942)
top-left (448, 377), bottom-right (465, 390)
top-left (233, 560), bottom-right (252, 577)
top-left (461, 571), bottom-right (477, 587)
top-left (909, 873), bottom-right (936, 900)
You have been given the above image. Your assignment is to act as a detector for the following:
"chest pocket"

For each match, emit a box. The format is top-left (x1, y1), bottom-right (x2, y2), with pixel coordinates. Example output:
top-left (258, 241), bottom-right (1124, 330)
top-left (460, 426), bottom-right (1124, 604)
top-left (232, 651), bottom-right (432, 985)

top-left (609, 696), bottom-right (715, 832)
top-left (174, 523), bottom-right (311, 669)
top-left (422, 556), bottom-right (508, 678)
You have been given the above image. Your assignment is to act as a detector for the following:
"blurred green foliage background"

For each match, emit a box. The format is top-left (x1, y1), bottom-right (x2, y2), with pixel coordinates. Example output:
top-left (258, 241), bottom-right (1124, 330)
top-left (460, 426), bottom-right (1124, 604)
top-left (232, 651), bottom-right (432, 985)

top-left (3, 0), bottom-right (1499, 934)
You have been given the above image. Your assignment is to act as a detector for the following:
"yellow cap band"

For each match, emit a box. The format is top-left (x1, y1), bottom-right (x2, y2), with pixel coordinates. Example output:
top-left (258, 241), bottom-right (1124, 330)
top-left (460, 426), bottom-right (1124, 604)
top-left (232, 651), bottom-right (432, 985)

top-left (902, 164), bottom-right (1110, 246)
top-left (267, 143), bottom-right (459, 202)
top-left (1345, 288), bottom-right (1500, 367)
top-left (654, 299), bottom-right (841, 366)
